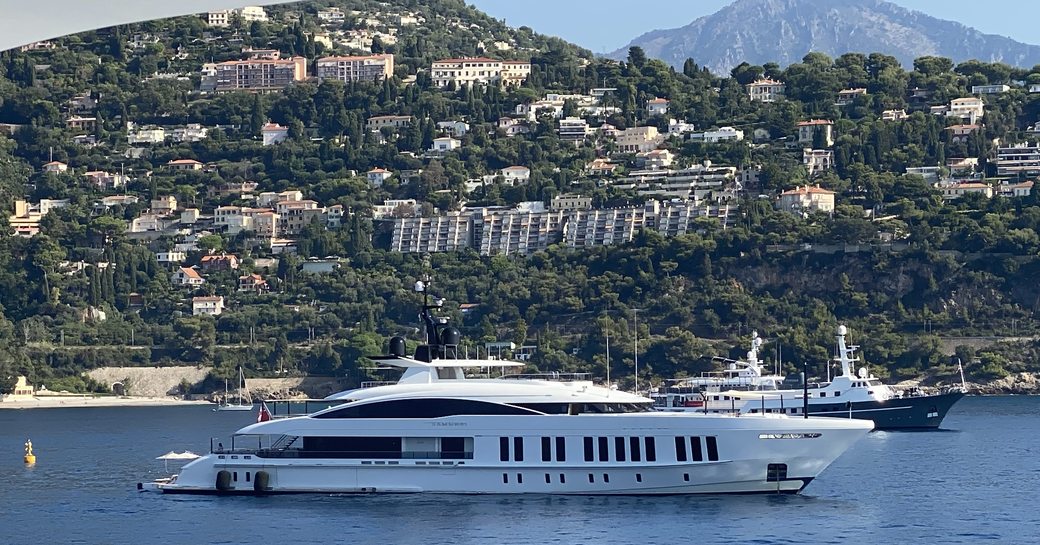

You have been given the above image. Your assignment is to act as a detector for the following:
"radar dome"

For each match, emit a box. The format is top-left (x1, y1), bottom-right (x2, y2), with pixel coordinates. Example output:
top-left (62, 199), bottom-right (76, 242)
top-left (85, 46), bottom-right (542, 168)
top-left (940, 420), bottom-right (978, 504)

top-left (858, 367), bottom-right (868, 378)
top-left (440, 327), bottom-right (462, 346)
top-left (389, 336), bottom-right (406, 357)
top-left (838, 325), bottom-right (847, 336)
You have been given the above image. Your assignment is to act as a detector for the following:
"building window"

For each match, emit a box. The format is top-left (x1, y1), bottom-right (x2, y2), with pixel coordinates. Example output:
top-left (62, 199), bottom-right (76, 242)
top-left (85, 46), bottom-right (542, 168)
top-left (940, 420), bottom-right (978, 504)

top-left (706, 436), bottom-right (719, 462)
top-left (584, 437), bottom-right (594, 462)
top-left (614, 437), bottom-right (626, 462)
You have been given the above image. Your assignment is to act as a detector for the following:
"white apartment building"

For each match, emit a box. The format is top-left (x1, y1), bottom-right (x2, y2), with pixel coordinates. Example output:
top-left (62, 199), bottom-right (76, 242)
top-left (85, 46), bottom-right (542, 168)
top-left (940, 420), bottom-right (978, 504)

top-left (430, 57), bottom-right (531, 88)
top-left (551, 194), bottom-right (592, 211)
top-left (127, 124), bottom-right (165, 145)
top-left (796, 120), bottom-right (834, 147)
top-left (557, 117), bottom-right (590, 144)
top-left (747, 79), bottom-right (785, 102)
top-left (475, 208), bottom-right (565, 256)
top-left (429, 137), bottom-right (461, 153)
top-left (262, 123), bottom-right (289, 146)
top-left (690, 127), bottom-right (744, 143)
top-left (391, 214), bottom-right (472, 252)
top-left (803, 148), bottom-right (834, 176)
top-left (616, 126), bottom-right (664, 153)
top-left (316, 54), bottom-right (394, 83)
top-left (169, 124), bottom-right (209, 143)
top-left (995, 143), bottom-right (1040, 177)
top-left (882, 109), bottom-right (908, 121)
top-left (647, 98), bottom-right (669, 116)
top-left (777, 185), bottom-right (835, 213)
top-left (192, 296), bottom-right (225, 316)
top-left (971, 84), bottom-right (1010, 94)
top-left (948, 97), bottom-right (984, 123)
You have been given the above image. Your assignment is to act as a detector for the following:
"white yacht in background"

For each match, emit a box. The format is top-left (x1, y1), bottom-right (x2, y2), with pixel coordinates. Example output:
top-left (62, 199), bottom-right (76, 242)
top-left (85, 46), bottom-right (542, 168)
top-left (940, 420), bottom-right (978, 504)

top-left (657, 326), bottom-right (964, 429)
top-left (651, 332), bottom-right (784, 409)
top-left (140, 282), bottom-right (872, 495)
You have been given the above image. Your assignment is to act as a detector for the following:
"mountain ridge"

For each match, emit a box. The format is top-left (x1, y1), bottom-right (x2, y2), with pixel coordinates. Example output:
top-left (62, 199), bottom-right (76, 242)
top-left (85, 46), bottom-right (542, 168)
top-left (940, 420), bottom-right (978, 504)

top-left (611, 0), bottom-right (1040, 73)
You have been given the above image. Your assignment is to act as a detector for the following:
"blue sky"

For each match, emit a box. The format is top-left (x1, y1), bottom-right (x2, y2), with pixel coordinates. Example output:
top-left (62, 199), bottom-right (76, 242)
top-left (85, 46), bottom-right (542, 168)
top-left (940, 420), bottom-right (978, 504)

top-left (469, 0), bottom-right (1040, 53)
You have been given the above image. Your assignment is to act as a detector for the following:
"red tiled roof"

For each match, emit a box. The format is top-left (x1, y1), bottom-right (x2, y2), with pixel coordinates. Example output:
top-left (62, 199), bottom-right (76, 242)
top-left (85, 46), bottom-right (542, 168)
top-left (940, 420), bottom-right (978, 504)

top-left (179, 267), bottom-right (202, 279)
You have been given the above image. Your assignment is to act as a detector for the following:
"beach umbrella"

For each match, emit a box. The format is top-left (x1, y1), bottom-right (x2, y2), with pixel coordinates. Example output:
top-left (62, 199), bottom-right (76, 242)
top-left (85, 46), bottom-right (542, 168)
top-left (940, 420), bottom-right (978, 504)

top-left (156, 451), bottom-right (200, 471)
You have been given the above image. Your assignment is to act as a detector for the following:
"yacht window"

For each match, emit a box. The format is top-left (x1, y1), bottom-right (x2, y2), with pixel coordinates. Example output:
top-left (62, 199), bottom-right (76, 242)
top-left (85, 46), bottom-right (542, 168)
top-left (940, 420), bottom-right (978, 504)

top-left (644, 437), bottom-right (656, 462)
top-left (541, 437), bottom-right (551, 462)
top-left (245, 472), bottom-right (250, 482)
top-left (555, 437), bottom-right (566, 462)
top-left (683, 473), bottom-right (690, 482)
top-left (560, 473), bottom-right (566, 484)
top-left (233, 472), bottom-right (238, 482)
top-left (441, 437), bottom-right (466, 459)
top-left (614, 437), bottom-right (626, 462)
top-left (583, 437), bottom-right (594, 462)
top-left (502, 473), bottom-right (508, 484)
top-left (302, 436), bottom-right (403, 459)
top-left (603, 473), bottom-right (610, 483)
top-left (674, 437), bottom-right (687, 462)
top-left (820, 392), bottom-right (826, 397)
top-left (500, 437), bottom-right (509, 462)
top-left (315, 398), bottom-right (543, 419)
top-left (513, 437), bottom-right (524, 462)
top-left (706, 436), bottom-right (719, 462)
top-left (767, 463), bottom-right (788, 482)
top-left (516, 473), bottom-right (523, 484)
top-left (597, 437), bottom-right (609, 462)
top-left (436, 367), bottom-right (456, 380)
top-left (835, 391), bottom-right (841, 397)
top-left (636, 473), bottom-right (642, 483)
top-left (630, 437), bottom-right (642, 462)
top-left (545, 473), bottom-right (551, 484)
top-left (690, 437), bottom-right (703, 462)
top-left (588, 473), bottom-right (594, 483)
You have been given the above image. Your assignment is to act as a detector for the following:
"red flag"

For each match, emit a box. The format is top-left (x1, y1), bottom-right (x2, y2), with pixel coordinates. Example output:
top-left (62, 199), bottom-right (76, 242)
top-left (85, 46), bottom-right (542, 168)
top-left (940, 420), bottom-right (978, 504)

top-left (257, 400), bottom-right (271, 422)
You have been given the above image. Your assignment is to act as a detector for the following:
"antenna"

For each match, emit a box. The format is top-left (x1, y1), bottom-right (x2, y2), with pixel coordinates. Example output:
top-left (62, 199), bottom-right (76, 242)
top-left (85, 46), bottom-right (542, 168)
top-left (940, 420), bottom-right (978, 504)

top-left (633, 309), bottom-right (640, 393)
top-left (605, 323), bottom-right (610, 390)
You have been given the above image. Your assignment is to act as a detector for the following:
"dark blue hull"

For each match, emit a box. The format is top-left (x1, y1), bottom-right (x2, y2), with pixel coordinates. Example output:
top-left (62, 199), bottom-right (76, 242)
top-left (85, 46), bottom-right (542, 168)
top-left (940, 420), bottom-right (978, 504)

top-left (805, 391), bottom-right (965, 429)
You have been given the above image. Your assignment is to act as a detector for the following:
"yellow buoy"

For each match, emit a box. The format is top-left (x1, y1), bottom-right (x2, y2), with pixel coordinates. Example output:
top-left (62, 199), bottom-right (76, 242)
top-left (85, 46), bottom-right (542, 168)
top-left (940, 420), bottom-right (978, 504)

top-left (24, 439), bottom-right (36, 465)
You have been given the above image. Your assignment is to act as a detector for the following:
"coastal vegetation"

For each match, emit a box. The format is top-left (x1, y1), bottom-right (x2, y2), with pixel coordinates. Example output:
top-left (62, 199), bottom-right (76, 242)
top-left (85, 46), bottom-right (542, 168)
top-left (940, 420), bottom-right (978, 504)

top-left (3, 0), bottom-right (1040, 394)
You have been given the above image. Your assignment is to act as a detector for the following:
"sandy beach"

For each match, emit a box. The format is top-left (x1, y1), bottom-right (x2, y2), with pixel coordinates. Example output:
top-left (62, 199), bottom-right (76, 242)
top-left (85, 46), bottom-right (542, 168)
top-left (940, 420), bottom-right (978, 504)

top-left (0, 396), bottom-right (214, 410)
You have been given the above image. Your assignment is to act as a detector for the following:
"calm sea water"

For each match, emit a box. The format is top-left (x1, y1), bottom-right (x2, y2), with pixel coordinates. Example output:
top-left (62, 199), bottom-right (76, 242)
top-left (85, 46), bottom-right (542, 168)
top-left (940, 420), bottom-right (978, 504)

top-left (1, 397), bottom-right (1038, 545)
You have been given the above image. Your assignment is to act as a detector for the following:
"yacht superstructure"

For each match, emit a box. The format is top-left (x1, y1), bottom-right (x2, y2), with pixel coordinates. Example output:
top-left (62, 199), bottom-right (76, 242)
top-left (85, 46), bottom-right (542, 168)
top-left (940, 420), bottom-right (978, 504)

top-left (141, 282), bottom-right (872, 495)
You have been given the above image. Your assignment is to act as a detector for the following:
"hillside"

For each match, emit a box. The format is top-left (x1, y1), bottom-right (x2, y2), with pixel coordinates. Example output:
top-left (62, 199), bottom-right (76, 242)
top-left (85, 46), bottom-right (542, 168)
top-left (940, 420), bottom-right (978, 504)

top-left (3, 0), bottom-right (1040, 395)
top-left (612, 0), bottom-right (1040, 73)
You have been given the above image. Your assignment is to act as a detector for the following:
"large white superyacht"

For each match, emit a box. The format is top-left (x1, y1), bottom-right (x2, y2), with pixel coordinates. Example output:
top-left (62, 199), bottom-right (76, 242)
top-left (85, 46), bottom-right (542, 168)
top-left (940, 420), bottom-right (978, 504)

top-left (142, 282), bottom-right (872, 495)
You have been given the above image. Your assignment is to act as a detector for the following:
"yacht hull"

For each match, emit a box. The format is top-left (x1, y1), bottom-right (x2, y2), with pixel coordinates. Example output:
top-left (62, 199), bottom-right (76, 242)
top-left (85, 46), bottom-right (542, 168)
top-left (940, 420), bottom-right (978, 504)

top-left (803, 391), bottom-right (964, 430)
top-left (150, 415), bottom-right (870, 496)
